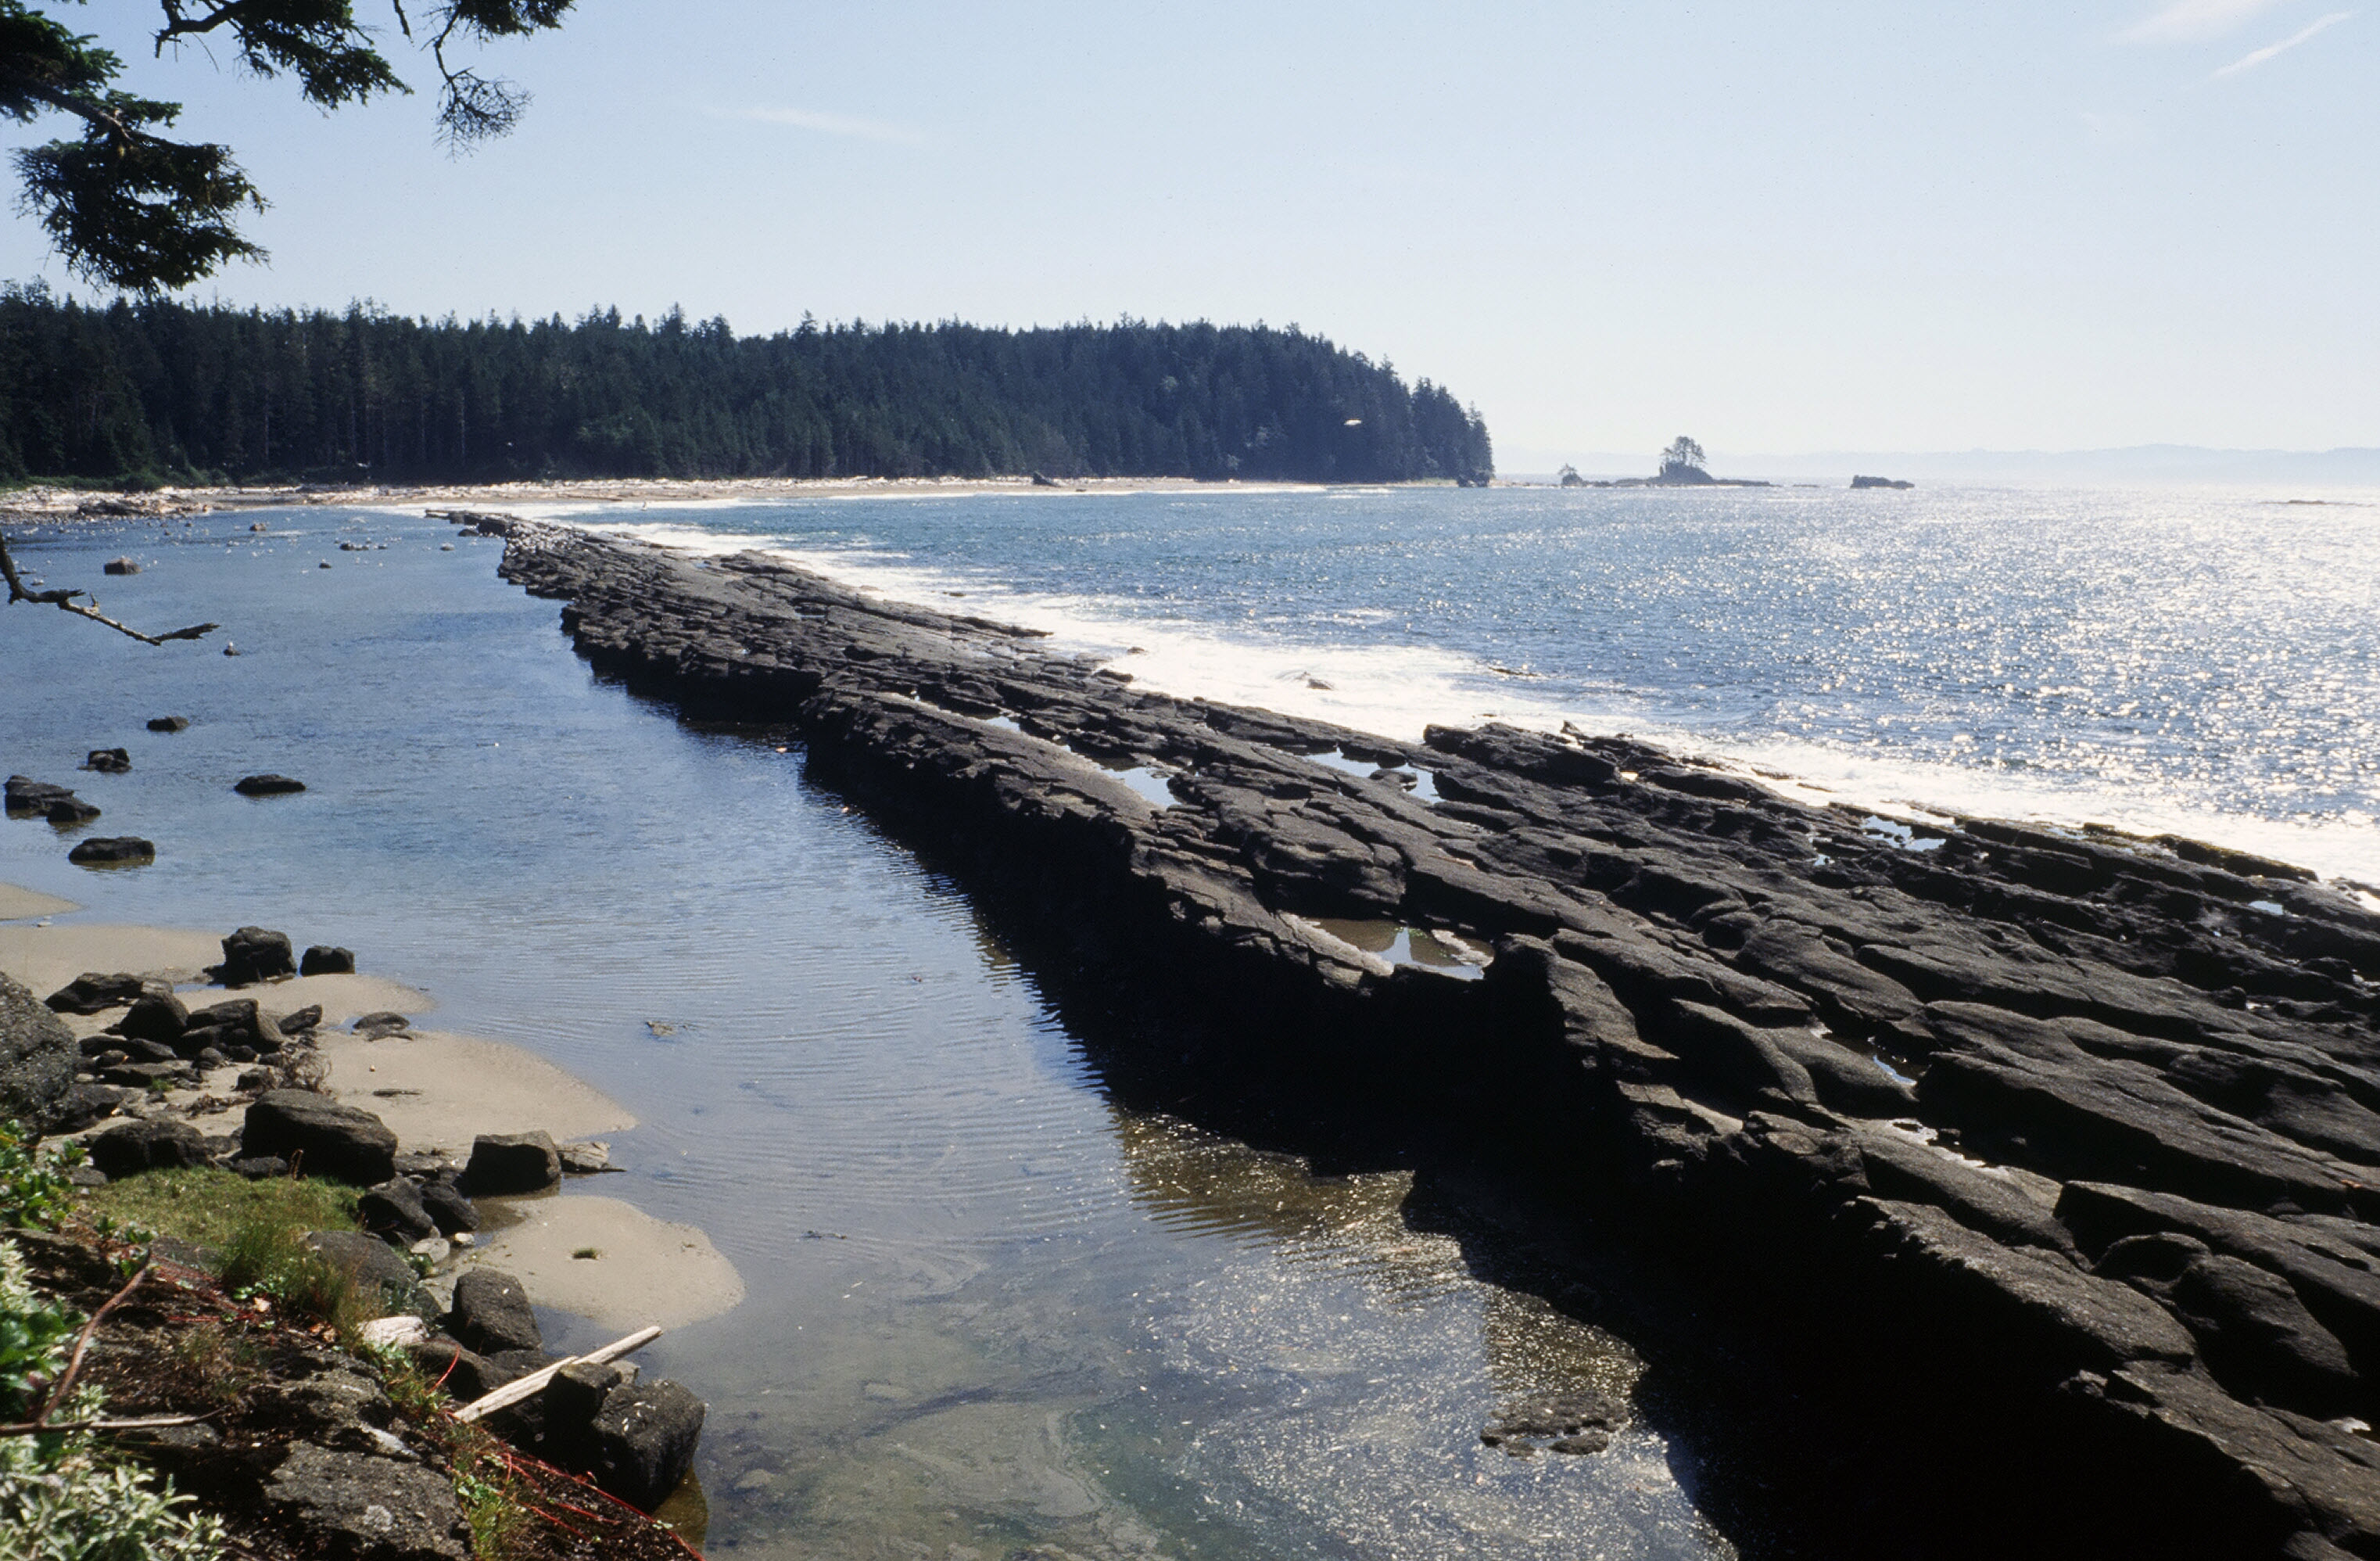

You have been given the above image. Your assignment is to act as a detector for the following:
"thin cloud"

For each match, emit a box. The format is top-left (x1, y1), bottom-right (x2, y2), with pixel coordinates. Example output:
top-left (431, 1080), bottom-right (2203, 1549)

top-left (706, 106), bottom-right (927, 146)
top-left (2119, 0), bottom-right (2287, 42)
top-left (2212, 9), bottom-right (2353, 74)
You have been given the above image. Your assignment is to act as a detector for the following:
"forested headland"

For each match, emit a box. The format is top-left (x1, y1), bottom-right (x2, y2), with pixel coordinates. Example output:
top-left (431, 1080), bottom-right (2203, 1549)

top-left (0, 285), bottom-right (1493, 488)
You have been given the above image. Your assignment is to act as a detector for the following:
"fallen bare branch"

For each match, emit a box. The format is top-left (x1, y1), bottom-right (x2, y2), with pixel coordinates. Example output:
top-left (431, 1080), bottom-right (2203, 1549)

top-left (2, 532), bottom-right (219, 645)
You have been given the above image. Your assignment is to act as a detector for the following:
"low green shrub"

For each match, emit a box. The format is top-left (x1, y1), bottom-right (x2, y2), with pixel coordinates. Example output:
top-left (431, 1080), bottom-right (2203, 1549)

top-left (0, 1237), bottom-right (228, 1558)
top-left (0, 1121), bottom-right (80, 1232)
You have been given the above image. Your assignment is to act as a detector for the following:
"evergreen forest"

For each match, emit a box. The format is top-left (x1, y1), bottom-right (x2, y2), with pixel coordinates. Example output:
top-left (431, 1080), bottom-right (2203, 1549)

top-left (0, 285), bottom-right (1493, 487)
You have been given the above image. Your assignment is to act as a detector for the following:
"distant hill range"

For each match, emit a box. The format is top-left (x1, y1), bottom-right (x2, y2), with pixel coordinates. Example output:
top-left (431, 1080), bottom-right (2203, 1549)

top-left (0, 284), bottom-right (1493, 488)
top-left (1525, 445), bottom-right (2380, 487)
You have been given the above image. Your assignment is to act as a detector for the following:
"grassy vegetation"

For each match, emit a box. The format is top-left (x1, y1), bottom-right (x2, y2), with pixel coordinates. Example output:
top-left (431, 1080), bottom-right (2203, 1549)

top-left (81, 1166), bottom-right (359, 1251)
top-left (377, 1347), bottom-right (532, 1559)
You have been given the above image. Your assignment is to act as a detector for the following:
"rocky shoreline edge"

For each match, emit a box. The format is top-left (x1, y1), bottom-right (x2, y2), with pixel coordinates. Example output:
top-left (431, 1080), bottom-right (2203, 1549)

top-left (1, 922), bottom-right (717, 1559)
top-left (475, 509), bottom-right (2380, 1558)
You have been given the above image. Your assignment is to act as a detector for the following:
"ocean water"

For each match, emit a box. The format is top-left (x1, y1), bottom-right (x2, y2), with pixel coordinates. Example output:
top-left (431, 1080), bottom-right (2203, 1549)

top-left (2, 483), bottom-right (2373, 1559)
top-left (0, 506), bottom-right (1733, 1560)
top-left (543, 482), bottom-right (2380, 884)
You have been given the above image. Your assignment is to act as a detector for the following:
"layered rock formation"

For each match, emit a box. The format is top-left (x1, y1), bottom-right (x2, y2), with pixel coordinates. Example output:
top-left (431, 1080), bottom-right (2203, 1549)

top-left (481, 514), bottom-right (2380, 1558)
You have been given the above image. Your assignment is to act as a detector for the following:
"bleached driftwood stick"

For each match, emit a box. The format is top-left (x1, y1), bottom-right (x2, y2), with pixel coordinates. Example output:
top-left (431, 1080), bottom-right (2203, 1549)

top-left (452, 1324), bottom-right (663, 1423)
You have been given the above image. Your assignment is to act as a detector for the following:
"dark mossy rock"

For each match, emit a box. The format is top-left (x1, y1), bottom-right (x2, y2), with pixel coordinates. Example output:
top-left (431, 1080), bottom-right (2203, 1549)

top-left (358, 1179), bottom-right (439, 1245)
top-left (1, 971), bottom-right (77, 1126)
top-left (446, 1268), bottom-right (542, 1355)
top-left (45, 796), bottom-right (100, 824)
top-left (215, 927), bottom-right (296, 985)
top-left (3, 775), bottom-right (73, 815)
top-left (590, 1379), bottom-right (707, 1509)
top-left (87, 1118), bottom-right (210, 1177)
top-left (242, 1089), bottom-right (396, 1183)
top-left (83, 748), bottom-right (130, 773)
top-left (146, 715), bottom-right (189, 733)
top-left (114, 992), bottom-right (190, 1046)
top-left (45, 971), bottom-right (150, 1014)
top-left (298, 946), bottom-right (354, 976)
top-left (464, 1131), bottom-right (561, 1195)
top-left (232, 773), bottom-right (306, 796)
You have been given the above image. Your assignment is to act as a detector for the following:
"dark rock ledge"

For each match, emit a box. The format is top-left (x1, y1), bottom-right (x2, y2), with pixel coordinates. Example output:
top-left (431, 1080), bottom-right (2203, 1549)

top-left (481, 512), bottom-right (2380, 1559)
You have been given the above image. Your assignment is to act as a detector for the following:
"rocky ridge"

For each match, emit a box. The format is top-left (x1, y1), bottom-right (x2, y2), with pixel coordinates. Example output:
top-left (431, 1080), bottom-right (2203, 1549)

top-left (476, 512), bottom-right (2380, 1558)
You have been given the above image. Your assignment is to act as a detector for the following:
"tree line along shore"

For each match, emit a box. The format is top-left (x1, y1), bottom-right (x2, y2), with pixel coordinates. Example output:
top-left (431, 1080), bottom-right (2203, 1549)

top-left (0, 285), bottom-right (1494, 490)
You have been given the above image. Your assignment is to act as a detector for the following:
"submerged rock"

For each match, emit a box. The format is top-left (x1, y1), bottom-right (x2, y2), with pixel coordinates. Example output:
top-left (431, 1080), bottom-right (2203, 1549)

top-left (66, 835), bottom-right (152, 866)
top-left (233, 773), bottom-right (306, 796)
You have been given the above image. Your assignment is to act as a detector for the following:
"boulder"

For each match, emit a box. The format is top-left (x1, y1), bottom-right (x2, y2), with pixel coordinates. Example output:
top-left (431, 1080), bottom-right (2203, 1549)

top-left (100, 556), bottom-right (139, 576)
top-left (302, 1229), bottom-right (432, 1318)
top-left (44, 797), bottom-right (99, 824)
top-left (419, 1179), bottom-right (479, 1236)
top-left (44, 1082), bottom-right (130, 1134)
top-left (242, 1089), bottom-right (397, 1183)
top-left (352, 1011), bottom-right (410, 1037)
top-left (299, 946), bottom-right (356, 976)
top-left (446, 1268), bottom-right (543, 1355)
top-left (181, 997), bottom-right (284, 1055)
top-left (407, 1337), bottom-right (504, 1402)
top-left (0, 972), bottom-right (76, 1126)
top-left (82, 748), bottom-right (130, 773)
top-left (217, 926), bottom-right (296, 985)
top-left (101, 1060), bottom-right (192, 1089)
top-left (83, 1033), bottom-right (174, 1064)
top-left (276, 1003), bottom-right (324, 1035)
top-left (4, 775), bottom-right (74, 815)
top-left (66, 835), bottom-right (152, 866)
top-left (145, 716), bottom-right (188, 733)
top-left (590, 1379), bottom-right (706, 1509)
top-left (233, 773), bottom-right (306, 796)
top-left (260, 1442), bottom-right (468, 1561)
top-left (358, 1179), bottom-right (439, 1245)
top-left (44, 971), bottom-right (149, 1014)
top-left (114, 992), bottom-right (190, 1046)
top-left (464, 1131), bottom-right (561, 1195)
top-left (85, 1118), bottom-right (210, 1177)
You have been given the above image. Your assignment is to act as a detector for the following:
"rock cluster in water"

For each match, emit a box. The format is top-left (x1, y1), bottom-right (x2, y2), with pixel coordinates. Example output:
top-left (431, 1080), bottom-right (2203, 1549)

top-left (478, 511), bottom-right (2380, 1558)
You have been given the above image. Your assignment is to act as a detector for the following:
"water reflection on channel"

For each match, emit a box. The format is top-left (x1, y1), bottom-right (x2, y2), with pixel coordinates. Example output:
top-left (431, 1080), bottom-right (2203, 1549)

top-left (691, 1101), bottom-right (1729, 1560)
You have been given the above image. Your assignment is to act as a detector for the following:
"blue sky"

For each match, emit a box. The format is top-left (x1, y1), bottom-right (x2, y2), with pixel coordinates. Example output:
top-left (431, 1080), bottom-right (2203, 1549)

top-left (3, 1), bottom-right (2371, 466)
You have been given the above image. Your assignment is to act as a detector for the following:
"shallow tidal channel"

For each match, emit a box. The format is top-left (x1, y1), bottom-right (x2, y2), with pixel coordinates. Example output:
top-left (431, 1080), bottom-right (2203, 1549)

top-left (0, 508), bottom-right (1734, 1559)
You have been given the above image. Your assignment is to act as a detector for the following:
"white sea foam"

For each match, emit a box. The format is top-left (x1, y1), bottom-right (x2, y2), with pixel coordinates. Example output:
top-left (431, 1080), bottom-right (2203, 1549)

top-left (584, 519), bottom-right (2380, 888)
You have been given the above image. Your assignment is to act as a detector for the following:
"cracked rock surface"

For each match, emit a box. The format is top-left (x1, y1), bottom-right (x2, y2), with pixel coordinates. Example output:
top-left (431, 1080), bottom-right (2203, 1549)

top-left (486, 514), bottom-right (2380, 1559)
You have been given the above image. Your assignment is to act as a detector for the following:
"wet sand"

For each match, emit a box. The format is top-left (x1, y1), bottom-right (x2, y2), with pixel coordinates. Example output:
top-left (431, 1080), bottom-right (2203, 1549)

top-left (0, 883), bottom-right (77, 921)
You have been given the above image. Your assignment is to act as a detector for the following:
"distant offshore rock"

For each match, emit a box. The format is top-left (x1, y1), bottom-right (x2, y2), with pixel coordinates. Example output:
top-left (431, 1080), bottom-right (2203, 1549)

top-left (1851, 474), bottom-right (1915, 490)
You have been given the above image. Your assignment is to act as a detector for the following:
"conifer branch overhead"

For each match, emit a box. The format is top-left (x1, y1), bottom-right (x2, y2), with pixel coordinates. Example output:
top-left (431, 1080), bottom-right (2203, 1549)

top-left (0, 1), bottom-right (574, 290)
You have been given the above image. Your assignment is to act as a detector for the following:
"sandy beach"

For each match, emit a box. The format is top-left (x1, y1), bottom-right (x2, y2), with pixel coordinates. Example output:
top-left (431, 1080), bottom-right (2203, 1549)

top-left (0, 894), bottom-right (744, 1332)
top-left (0, 471), bottom-right (1359, 524)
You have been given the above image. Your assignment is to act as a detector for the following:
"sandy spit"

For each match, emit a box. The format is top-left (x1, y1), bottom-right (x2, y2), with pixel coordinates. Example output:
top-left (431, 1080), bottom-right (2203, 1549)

top-left (0, 909), bottom-right (742, 1333)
